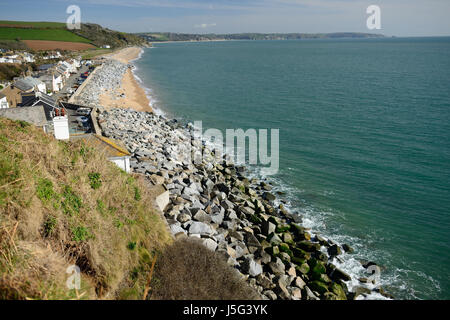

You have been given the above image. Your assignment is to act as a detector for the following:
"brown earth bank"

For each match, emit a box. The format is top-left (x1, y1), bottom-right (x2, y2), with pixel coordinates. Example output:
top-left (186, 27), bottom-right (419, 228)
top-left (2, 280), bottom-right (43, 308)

top-left (23, 40), bottom-right (96, 51)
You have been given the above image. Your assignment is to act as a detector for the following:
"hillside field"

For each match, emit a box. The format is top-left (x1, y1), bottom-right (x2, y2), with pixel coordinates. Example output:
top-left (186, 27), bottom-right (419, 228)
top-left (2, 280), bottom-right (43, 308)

top-left (0, 20), bottom-right (66, 29)
top-left (23, 40), bottom-right (95, 51)
top-left (0, 27), bottom-right (91, 43)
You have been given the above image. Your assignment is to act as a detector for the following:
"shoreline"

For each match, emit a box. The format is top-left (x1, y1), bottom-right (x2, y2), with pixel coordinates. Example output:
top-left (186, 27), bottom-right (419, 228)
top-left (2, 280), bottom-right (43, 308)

top-left (100, 47), bottom-right (152, 113)
top-left (80, 45), bottom-right (393, 300)
top-left (96, 107), bottom-right (394, 300)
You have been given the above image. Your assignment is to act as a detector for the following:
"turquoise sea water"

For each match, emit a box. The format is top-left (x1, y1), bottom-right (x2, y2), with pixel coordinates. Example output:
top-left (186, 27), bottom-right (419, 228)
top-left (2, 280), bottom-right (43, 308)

top-left (134, 38), bottom-right (450, 299)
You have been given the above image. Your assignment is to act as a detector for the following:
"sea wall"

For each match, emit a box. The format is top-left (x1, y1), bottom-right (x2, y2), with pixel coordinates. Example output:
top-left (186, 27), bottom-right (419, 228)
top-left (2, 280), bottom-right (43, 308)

top-left (73, 60), bottom-right (128, 107)
top-left (95, 107), bottom-right (393, 300)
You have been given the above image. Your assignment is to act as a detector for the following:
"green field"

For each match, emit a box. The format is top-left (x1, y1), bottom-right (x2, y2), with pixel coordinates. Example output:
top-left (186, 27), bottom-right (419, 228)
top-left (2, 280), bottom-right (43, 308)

top-left (0, 20), bottom-right (66, 28)
top-left (0, 27), bottom-right (91, 43)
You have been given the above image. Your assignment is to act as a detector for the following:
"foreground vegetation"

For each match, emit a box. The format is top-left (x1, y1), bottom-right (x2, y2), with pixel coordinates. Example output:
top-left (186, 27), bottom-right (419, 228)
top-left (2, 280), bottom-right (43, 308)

top-left (0, 118), bottom-right (171, 299)
top-left (0, 117), bottom-right (258, 300)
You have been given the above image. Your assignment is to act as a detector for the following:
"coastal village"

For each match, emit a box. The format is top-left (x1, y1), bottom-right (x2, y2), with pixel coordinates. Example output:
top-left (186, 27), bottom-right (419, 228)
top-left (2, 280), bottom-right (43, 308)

top-left (0, 45), bottom-right (391, 301)
top-left (0, 47), bottom-right (133, 173)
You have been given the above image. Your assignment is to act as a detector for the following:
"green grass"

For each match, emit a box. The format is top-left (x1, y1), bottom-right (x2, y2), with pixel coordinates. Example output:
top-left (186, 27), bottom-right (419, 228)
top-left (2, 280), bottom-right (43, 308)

top-left (80, 48), bottom-right (113, 60)
top-left (88, 172), bottom-right (102, 190)
top-left (36, 178), bottom-right (54, 202)
top-left (0, 20), bottom-right (66, 29)
top-left (71, 226), bottom-right (92, 242)
top-left (0, 27), bottom-right (91, 43)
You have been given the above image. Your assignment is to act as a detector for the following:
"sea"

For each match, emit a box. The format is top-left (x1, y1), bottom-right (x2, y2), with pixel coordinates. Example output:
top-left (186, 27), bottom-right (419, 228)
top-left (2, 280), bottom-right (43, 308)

top-left (133, 37), bottom-right (450, 300)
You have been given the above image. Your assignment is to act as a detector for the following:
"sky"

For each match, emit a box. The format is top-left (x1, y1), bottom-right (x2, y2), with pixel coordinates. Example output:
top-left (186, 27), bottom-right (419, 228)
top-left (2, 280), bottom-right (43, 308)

top-left (0, 0), bottom-right (449, 36)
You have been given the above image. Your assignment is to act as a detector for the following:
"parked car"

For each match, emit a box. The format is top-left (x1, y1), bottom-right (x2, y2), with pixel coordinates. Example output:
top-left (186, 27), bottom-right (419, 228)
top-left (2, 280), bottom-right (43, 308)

top-left (76, 108), bottom-right (91, 116)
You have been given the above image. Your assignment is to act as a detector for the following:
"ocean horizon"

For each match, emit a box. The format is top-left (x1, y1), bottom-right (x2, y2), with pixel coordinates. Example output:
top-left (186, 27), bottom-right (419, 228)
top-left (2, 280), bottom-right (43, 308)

top-left (133, 37), bottom-right (450, 300)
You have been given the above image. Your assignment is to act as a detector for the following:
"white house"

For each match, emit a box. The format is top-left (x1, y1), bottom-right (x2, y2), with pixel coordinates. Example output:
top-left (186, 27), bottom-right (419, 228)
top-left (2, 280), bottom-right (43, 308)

top-left (0, 93), bottom-right (9, 109)
top-left (60, 60), bottom-right (76, 74)
top-left (0, 56), bottom-right (21, 64)
top-left (56, 64), bottom-right (70, 79)
top-left (42, 51), bottom-right (62, 60)
top-left (38, 73), bottom-right (63, 93)
top-left (23, 53), bottom-right (35, 63)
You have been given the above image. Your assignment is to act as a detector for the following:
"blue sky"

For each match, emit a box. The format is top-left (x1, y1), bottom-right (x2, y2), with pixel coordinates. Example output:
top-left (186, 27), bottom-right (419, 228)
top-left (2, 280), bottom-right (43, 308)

top-left (0, 0), bottom-right (449, 36)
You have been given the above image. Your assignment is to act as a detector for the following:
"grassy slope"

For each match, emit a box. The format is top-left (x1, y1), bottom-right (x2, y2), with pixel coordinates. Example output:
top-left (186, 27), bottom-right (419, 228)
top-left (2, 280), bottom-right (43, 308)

top-left (0, 28), bottom-right (91, 43)
top-left (0, 118), bottom-right (172, 299)
top-left (0, 21), bottom-right (147, 49)
top-left (0, 21), bottom-right (66, 28)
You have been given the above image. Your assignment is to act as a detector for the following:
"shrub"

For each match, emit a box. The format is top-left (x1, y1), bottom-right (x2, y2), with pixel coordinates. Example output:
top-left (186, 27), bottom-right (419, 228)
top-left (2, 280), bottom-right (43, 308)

top-left (127, 242), bottom-right (136, 251)
top-left (36, 178), bottom-right (54, 202)
top-left (150, 238), bottom-right (260, 300)
top-left (88, 172), bottom-right (101, 189)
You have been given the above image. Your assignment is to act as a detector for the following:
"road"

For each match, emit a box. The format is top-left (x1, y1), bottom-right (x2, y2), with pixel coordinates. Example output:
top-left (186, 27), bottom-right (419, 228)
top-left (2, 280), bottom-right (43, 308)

top-left (53, 64), bottom-right (89, 101)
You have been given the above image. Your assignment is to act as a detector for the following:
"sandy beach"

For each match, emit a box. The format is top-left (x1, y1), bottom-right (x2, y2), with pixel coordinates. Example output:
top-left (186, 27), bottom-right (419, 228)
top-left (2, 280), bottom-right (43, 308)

top-left (99, 47), bottom-right (152, 113)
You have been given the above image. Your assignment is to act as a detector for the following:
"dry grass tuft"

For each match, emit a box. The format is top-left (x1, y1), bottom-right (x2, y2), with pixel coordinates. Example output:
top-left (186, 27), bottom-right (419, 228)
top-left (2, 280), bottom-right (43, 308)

top-left (150, 238), bottom-right (260, 300)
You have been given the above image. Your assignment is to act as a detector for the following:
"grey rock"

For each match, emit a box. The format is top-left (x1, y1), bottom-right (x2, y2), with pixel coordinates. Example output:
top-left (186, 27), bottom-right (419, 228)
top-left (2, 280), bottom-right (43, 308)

top-left (268, 257), bottom-right (285, 276)
top-left (202, 238), bottom-right (218, 251)
top-left (177, 213), bottom-right (191, 223)
top-left (241, 257), bottom-right (263, 277)
top-left (188, 221), bottom-right (214, 235)
top-left (193, 210), bottom-right (212, 223)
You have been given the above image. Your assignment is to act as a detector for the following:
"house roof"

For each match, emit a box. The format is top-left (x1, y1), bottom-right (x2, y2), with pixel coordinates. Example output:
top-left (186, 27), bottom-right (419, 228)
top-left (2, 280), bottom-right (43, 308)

top-left (38, 74), bottom-right (53, 81)
top-left (20, 93), bottom-right (37, 107)
top-left (72, 134), bottom-right (131, 158)
top-left (38, 64), bottom-right (54, 71)
top-left (13, 79), bottom-right (33, 92)
top-left (0, 105), bottom-right (47, 127)
top-left (24, 76), bottom-right (45, 88)
top-left (35, 92), bottom-right (56, 107)
top-left (20, 92), bottom-right (56, 108)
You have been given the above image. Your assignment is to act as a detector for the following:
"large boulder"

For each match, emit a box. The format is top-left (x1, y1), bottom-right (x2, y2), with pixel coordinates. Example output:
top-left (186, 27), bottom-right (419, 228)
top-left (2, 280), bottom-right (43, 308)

top-left (268, 257), bottom-right (285, 276)
top-left (328, 244), bottom-right (342, 256)
top-left (256, 274), bottom-right (275, 290)
top-left (261, 220), bottom-right (276, 236)
top-left (241, 257), bottom-right (263, 277)
top-left (188, 221), bottom-right (214, 235)
top-left (193, 210), bottom-right (212, 223)
top-left (329, 267), bottom-right (351, 282)
top-left (202, 238), bottom-right (218, 251)
top-left (309, 280), bottom-right (329, 295)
